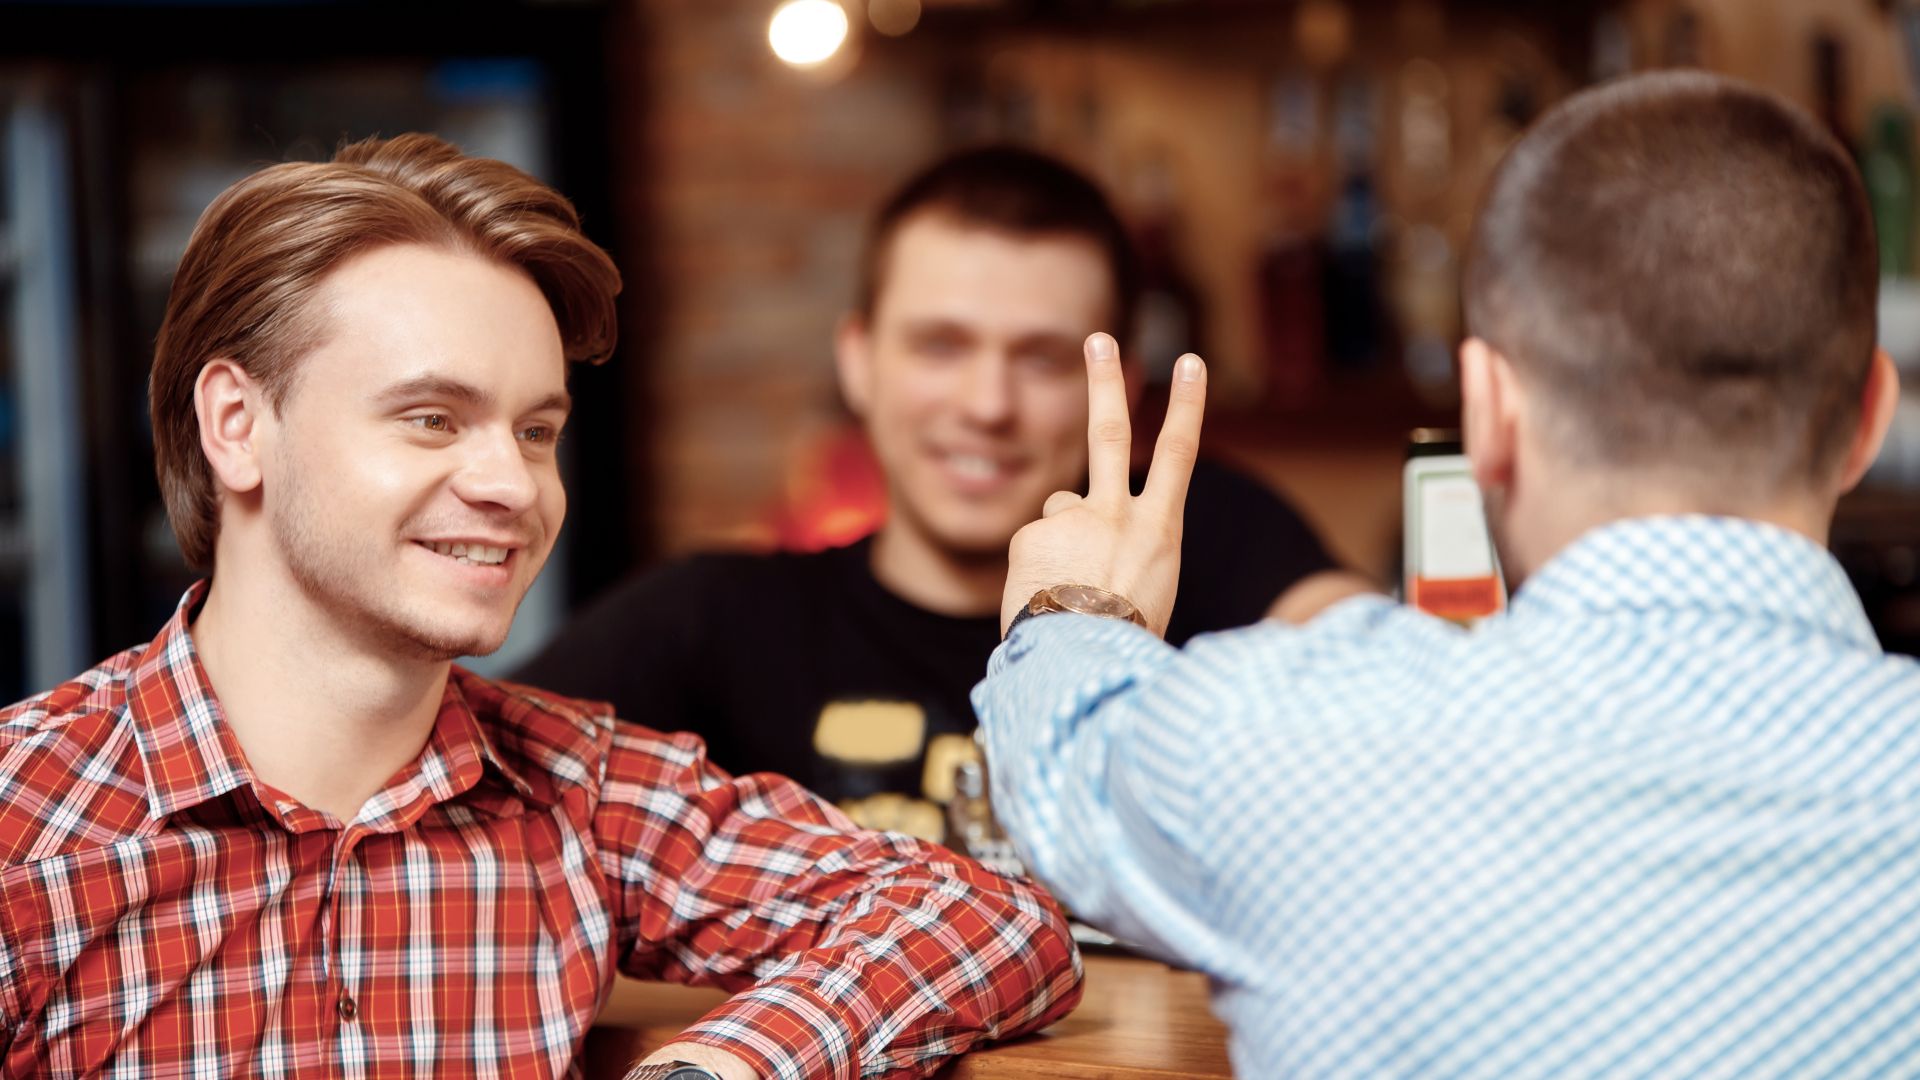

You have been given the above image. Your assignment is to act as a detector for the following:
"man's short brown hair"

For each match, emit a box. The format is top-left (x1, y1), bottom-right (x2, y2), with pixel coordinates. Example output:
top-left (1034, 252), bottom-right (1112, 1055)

top-left (150, 133), bottom-right (622, 569)
top-left (1464, 72), bottom-right (1878, 500)
top-left (856, 145), bottom-right (1139, 339)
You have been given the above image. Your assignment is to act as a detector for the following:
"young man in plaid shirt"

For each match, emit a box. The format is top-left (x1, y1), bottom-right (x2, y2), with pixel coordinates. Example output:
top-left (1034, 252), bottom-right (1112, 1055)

top-left (0, 134), bottom-right (1080, 1079)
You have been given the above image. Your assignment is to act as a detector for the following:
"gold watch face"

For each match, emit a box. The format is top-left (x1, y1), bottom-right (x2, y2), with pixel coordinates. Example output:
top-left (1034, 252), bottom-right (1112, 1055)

top-left (1050, 584), bottom-right (1138, 620)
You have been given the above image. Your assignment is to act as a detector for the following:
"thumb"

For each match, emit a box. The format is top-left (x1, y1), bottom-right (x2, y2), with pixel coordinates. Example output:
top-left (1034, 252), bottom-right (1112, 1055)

top-left (1042, 490), bottom-right (1082, 518)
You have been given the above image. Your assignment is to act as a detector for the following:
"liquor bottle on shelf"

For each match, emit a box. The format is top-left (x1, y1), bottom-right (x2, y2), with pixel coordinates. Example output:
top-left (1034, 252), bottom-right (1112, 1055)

top-left (1125, 149), bottom-right (1205, 390)
top-left (1392, 224), bottom-right (1458, 402)
top-left (947, 757), bottom-right (1023, 879)
top-left (1590, 6), bottom-right (1633, 82)
top-left (1323, 73), bottom-right (1387, 374)
top-left (1391, 60), bottom-right (1459, 402)
top-left (1863, 102), bottom-right (1916, 280)
top-left (1664, 4), bottom-right (1701, 67)
top-left (1256, 68), bottom-right (1327, 410)
top-left (1814, 32), bottom-right (1848, 146)
top-left (1257, 212), bottom-right (1326, 410)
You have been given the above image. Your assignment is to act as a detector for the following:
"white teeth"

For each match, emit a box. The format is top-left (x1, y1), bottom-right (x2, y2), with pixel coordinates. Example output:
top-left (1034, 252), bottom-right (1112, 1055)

top-left (422, 541), bottom-right (508, 566)
top-left (946, 453), bottom-right (1001, 480)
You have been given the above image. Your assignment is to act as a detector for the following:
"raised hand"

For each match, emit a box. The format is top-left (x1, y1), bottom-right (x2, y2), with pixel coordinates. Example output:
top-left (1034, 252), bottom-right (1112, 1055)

top-left (1000, 332), bottom-right (1207, 638)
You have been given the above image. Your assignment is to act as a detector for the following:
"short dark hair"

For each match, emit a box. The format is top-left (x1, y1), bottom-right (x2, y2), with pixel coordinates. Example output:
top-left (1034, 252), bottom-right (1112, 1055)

top-left (856, 145), bottom-right (1139, 339)
top-left (1464, 71), bottom-right (1878, 498)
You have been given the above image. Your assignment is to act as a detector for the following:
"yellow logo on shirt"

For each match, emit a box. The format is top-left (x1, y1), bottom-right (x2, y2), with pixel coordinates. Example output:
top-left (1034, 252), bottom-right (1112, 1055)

top-left (813, 700), bottom-right (927, 764)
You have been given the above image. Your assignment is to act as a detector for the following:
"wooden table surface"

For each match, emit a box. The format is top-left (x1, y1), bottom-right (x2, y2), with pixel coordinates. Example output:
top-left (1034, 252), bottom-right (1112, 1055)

top-left (582, 952), bottom-right (1232, 1078)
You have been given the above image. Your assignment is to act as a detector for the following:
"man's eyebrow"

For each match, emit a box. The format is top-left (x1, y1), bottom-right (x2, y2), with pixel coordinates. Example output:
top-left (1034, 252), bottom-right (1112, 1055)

top-left (373, 376), bottom-right (571, 416)
top-left (1007, 330), bottom-right (1082, 352)
top-left (899, 316), bottom-right (970, 333)
top-left (374, 375), bottom-right (493, 410)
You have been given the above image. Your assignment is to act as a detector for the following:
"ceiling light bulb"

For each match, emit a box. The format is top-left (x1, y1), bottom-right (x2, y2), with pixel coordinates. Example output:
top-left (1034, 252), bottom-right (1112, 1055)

top-left (769, 0), bottom-right (850, 67)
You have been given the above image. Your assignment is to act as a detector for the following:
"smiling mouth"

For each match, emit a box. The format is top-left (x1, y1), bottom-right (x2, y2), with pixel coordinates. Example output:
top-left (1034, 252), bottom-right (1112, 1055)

top-left (416, 540), bottom-right (512, 567)
top-left (938, 450), bottom-right (1022, 484)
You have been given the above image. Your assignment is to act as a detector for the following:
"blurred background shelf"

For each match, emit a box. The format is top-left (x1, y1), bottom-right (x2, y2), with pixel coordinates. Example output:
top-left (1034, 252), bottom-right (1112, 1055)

top-left (2, 0), bottom-right (1918, 694)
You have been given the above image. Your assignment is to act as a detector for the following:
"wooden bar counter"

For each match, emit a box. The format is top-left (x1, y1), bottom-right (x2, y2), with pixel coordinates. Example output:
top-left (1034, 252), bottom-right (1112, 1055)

top-left (582, 953), bottom-right (1232, 1078)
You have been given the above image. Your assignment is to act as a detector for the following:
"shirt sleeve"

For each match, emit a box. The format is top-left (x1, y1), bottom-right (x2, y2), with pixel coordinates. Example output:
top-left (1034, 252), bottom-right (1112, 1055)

top-left (968, 612), bottom-right (1262, 982)
top-left (593, 723), bottom-right (1083, 1080)
top-left (0, 900), bottom-right (17, 1060)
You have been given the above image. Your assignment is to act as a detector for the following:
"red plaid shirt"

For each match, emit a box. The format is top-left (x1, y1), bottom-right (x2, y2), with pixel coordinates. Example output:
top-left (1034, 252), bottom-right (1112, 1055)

top-left (0, 583), bottom-right (1081, 1078)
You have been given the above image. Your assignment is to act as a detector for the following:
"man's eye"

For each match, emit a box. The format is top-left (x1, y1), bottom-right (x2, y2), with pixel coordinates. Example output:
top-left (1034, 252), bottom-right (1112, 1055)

top-left (910, 332), bottom-right (968, 358)
top-left (410, 415), bottom-right (452, 433)
top-left (1019, 350), bottom-right (1077, 374)
top-left (519, 425), bottom-right (558, 445)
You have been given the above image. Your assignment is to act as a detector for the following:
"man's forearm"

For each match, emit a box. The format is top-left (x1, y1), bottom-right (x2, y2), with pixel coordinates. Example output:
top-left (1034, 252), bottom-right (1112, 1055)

top-left (664, 854), bottom-right (1082, 1078)
top-left (974, 613), bottom-right (1236, 969)
top-left (602, 740), bottom-right (1083, 1080)
top-left (630, 1042), bottom-right (757, 1080)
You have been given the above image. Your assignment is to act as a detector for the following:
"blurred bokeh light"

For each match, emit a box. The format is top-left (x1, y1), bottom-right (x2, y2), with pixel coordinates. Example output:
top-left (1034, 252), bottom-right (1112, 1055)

top-left (769, 0), bottom-right (850, 67)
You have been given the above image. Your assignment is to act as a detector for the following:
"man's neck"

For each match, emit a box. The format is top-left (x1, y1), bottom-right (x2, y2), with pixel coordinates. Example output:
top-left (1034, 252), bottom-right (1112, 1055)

top-left (190, 564), bottom-right (450, 824)
top-left (869, 520), bottom-right (1007, 618)
top-left (1504, 472), bottom-right (1836, 589)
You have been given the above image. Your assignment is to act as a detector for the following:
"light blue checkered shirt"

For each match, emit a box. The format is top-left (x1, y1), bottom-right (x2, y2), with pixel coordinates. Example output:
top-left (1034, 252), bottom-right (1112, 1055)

top-left (974, 515), bottom-right (1920, 1078)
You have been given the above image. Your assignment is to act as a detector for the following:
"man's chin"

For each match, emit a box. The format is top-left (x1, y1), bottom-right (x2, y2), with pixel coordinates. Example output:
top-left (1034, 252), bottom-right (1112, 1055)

top-left (379, 615), bottom-right (513, 663)
top-left (926, 523), bottom-right (1025, 561)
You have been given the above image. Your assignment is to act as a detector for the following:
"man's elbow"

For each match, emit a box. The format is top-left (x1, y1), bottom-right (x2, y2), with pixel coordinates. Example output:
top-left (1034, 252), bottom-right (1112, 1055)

top-left (1266, 569), bottom-right (1383, 625)
top-left (970, 864), bottom-right (1086, 1037)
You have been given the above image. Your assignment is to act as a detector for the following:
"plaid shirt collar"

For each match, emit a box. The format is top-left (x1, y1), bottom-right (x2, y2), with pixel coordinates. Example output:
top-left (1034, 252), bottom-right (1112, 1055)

top-left (126, 579), bottom-right (548, 827)
top-left (1512, 514), bottom-right (1879, 651)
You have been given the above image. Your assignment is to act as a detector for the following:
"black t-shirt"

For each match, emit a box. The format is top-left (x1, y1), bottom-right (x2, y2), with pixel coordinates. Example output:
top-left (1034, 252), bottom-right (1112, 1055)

top-left (515, 459), bottom-right (1338, 840)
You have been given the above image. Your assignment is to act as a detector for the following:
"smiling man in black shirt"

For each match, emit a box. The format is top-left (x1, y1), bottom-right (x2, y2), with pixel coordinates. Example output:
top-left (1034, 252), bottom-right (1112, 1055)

top-left (519, 147), bottom-right (1369, 840)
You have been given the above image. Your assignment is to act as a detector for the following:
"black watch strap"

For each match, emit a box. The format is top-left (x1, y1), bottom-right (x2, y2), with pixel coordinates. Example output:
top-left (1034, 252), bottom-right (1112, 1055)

top-left (621, 1062), bottom-right (721, 1080)
top-left (1004, 595), bottom-right (1051, 639)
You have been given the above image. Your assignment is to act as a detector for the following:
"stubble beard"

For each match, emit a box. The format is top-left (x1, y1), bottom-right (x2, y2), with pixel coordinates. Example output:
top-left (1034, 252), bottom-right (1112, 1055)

top-left (893, 482), bottom-right (1023, 568)
top-left (270, 465), bottom-right (522, 663)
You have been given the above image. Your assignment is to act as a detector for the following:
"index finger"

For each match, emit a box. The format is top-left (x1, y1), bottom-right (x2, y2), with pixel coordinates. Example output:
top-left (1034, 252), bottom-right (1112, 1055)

top-left (1142, 352), bottom-right (1207, 513)
top-left (1084, 332), bottom-right (1133, 500)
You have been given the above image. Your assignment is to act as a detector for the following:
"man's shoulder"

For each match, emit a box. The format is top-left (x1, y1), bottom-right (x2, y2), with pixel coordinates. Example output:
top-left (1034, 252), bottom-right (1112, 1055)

top-left (1143, 596), bottom-right (1479, 740)
top-left (458, 666), bottom-right (726, 798)
top-left (0, 644), bottom-right (148, 752)
top-left (0, 646), bottom-right (154, 865)
top-left (454, 666), bottom-right (618, 791)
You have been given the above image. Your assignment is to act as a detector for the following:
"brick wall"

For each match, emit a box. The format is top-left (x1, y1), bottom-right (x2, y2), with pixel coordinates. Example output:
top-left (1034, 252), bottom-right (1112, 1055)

top-left (619, 1), bottom-right (945, 555)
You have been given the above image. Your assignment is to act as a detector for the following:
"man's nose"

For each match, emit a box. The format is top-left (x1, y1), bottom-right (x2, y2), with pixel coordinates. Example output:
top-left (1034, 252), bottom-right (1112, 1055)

top-left (960, 353), bottom-right (1016, 427)
top-left (451, 427), bottom-right (540, 515)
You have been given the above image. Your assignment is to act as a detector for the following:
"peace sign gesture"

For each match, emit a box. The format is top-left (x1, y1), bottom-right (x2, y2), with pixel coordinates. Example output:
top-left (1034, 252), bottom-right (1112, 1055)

top-left (1000, 332), bottom-right (1208, 638)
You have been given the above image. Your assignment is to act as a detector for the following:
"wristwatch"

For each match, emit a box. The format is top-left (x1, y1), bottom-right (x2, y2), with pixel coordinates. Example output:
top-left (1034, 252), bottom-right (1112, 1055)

top-left (620, 1062), bottom-right (721, 1080)
top-left (1005, 583), bottom-right (1146, 639)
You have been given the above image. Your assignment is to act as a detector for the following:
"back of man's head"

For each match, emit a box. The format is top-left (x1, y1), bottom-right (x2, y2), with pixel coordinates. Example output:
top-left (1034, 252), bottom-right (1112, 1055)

top-left (150, 134), bottom-right (621, 570)
top-left (1464, 71), bottom-right (1877, 502)
top-left (856, 145), bottom-right (1139, 339)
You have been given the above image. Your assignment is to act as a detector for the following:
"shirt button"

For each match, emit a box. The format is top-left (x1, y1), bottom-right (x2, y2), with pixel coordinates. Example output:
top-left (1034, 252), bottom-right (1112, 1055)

top-left (336, 994), bottom-right (357, 1022)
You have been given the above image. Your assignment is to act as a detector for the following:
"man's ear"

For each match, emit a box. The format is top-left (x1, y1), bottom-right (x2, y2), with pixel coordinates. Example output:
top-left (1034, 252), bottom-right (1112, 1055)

top-left (834, 312), bottom-right (875, 419)
top-left (1838, 346), bottom-right (1902, 494)
top-left (194, 359), bottom-right (268, 496)
top-left (1459, 337), bottom-right (1523, 494)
